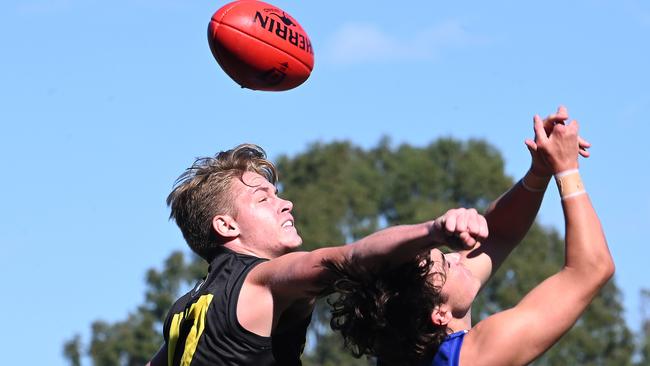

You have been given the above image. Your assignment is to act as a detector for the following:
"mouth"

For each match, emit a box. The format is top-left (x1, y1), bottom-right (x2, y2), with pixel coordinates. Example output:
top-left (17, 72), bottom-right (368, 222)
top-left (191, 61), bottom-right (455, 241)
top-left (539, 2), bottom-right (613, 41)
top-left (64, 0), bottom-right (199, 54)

top-left (281, 219), bottom-right (294, 228)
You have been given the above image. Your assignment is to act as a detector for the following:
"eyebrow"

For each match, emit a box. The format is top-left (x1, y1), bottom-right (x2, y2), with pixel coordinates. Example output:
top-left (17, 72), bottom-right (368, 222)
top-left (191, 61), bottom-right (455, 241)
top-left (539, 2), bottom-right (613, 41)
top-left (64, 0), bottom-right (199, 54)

top-left (253, 186), bottom-right (279, 195)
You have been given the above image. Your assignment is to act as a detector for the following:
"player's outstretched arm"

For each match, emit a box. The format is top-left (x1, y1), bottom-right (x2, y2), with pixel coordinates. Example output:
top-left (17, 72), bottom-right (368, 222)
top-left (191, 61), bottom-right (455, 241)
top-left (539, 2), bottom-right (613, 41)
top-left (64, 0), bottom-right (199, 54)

top-left (459, 117), bottom-right (614, 366)
top-left (250, 207), bottom-right (488, 299)
top-left (460, 106), bottom-right (592, 287)
top-left (236, 208), bottom-right (487, 336)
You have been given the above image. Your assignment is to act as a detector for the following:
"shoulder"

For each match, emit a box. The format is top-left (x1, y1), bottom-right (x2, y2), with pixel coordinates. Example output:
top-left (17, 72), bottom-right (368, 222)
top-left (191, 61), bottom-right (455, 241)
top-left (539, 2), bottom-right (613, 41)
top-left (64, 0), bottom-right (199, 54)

top-left (209, 248), bottom-right (268, 291)
top-left (431, 330), bottom-right (468, 366)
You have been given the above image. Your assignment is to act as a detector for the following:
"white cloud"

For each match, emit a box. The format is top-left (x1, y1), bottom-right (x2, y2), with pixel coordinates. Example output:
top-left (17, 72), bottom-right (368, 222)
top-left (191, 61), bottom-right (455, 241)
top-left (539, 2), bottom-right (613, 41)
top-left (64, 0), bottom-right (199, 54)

top-left (323, 20), bottom-right (488, 65)
top-left (324, 23), bottom-right (402, 64)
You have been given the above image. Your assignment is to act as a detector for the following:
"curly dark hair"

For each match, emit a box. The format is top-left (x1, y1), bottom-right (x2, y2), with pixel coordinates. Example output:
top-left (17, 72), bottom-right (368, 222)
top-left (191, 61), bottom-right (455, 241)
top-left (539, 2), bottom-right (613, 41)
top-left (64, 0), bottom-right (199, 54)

top-left (323, 255), bottom-right (449, 366)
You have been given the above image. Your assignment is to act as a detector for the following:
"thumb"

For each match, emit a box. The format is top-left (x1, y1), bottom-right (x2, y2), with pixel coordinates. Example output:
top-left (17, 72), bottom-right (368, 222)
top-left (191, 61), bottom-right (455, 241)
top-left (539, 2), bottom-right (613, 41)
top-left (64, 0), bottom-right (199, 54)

top-left (524, 139), bottom-right (538, 153)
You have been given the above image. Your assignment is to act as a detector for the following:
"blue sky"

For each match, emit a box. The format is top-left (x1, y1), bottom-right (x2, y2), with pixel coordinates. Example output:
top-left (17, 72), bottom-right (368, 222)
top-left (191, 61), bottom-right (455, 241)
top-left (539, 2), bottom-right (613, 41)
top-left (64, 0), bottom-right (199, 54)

top-left (1, 0), bottom-right (649, 364)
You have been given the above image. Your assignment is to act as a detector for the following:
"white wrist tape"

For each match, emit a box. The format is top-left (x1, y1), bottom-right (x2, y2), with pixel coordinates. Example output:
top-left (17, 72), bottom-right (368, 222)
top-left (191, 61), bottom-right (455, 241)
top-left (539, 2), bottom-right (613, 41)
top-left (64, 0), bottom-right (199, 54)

top-left (554, 169), bottom-right (586, 199)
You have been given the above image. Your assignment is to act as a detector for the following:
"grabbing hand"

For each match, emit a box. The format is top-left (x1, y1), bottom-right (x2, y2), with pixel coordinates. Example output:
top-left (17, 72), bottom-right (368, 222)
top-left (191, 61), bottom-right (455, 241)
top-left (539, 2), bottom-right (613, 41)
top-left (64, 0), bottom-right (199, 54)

top-left (431, 208), bottom-right (489, 251)
top-left (526, 111), bottom-right (582, 174)
top-left (525, 106), bottom-right (591, 176)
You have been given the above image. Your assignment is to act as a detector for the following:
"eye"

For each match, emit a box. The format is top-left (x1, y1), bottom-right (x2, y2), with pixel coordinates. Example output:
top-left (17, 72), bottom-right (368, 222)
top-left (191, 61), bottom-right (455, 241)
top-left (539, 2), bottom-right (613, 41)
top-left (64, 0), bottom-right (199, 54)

top-left (259, 197), bottom-right (268, 203)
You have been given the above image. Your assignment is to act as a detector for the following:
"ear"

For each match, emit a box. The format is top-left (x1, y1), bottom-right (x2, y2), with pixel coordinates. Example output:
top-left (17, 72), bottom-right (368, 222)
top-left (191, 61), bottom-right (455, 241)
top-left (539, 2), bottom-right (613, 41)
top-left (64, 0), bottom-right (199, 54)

top-left (212, 214), bottom-right (240, 239)
top-left (431, 304), bottom-right (452, 326)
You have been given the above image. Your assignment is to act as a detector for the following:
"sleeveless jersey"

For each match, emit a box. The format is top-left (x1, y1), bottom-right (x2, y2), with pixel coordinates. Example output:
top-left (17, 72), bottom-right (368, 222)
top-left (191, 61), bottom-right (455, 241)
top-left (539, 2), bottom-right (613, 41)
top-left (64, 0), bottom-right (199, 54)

top-left (162, 247), bottom-right (310, 365)
top-left (429, 330), bottom-right (468, 366)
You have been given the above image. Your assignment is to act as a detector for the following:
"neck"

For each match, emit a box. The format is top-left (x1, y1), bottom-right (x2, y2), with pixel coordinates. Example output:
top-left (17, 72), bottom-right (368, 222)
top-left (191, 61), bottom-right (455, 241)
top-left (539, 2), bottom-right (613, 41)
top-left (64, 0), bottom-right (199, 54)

top-left (223, 241), bottom-right (275, 259)
top-left (447, 309), bottom-right (472, 333)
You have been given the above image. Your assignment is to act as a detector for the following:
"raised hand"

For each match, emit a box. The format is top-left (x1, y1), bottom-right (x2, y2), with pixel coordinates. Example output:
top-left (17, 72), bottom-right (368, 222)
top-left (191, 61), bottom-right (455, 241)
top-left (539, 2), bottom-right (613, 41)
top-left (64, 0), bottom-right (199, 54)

top-left (525, 106), bottom-right (591, 176)
top-left (529, 114), bottom-right (581, 174)
top-left (430, 208), bottom-right (489, 250)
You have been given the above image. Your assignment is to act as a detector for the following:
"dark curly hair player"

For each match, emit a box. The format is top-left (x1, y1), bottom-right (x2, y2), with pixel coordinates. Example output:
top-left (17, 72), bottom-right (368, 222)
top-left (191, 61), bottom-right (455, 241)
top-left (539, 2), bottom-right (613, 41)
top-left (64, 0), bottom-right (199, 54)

top-left (326, 106), bottom-right (613, 366)
top-left (325, 254), bottom-right (448, 365)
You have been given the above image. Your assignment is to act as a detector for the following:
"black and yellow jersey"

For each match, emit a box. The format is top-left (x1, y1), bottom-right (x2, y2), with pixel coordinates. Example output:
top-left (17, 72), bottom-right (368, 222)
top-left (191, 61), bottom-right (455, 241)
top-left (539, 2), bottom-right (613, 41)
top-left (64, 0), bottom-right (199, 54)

top-left (162, 247), bottom-right (310, 366)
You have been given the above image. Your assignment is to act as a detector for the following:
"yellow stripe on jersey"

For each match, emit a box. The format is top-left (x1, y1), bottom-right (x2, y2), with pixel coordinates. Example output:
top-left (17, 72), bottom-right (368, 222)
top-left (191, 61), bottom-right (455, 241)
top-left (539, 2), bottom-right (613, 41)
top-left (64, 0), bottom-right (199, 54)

top-left (168, 312), bottom-right (184, 366)
top-left (167, 294), bottom-right (215, 366)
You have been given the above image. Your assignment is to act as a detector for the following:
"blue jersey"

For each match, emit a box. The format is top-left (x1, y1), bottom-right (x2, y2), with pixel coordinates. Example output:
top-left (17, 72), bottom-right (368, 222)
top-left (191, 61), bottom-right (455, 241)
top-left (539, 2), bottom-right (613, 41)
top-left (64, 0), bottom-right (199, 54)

top-left (429, 330), bottom-right (468, 366)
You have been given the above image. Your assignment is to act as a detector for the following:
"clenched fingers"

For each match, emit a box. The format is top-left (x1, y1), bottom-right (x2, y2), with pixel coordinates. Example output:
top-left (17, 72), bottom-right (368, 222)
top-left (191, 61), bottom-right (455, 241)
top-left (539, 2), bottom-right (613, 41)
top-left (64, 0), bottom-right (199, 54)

top-left (434, 208), bottom-right (489, 250)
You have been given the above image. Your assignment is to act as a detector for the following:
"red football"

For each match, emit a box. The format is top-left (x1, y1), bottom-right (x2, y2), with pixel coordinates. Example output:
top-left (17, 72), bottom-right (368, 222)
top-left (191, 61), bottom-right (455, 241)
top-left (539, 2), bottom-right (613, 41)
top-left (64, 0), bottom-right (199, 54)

top-left (208, 0), bottom-right (314, 91)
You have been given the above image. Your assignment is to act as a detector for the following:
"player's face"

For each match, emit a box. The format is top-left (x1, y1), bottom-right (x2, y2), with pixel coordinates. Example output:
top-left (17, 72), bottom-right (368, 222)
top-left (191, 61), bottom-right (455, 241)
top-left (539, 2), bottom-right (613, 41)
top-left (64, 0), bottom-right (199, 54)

top-left (230, 171), bottom-right (303, 258)
top-left (430, 249), bottom-right (481, 316)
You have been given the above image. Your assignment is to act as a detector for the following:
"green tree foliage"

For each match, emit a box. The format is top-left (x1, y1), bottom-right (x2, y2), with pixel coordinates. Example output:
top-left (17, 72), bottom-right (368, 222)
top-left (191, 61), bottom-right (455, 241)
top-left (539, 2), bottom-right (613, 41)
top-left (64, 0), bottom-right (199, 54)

top-left (65, 138), bottom-right (634, 365)
top-left (637, 289), bottom-right (650, 366)
top-left (63, 335), bottom-right (82, 366)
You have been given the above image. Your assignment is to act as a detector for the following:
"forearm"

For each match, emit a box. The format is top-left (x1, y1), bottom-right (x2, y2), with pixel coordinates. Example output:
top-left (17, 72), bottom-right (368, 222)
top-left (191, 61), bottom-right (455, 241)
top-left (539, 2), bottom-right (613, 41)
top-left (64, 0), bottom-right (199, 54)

top-left (463, 171), bottom-right (548, 285)
top-left (257, 222), bottom-right (436, 298)
top-left (259, 210), bottom-right (482, 298)
top-left (561, 182), bottom-right (613, 283)
top-left (484, 170), bottom-right (549, 244)
top-left (348, 222), bottom-right (436, 267)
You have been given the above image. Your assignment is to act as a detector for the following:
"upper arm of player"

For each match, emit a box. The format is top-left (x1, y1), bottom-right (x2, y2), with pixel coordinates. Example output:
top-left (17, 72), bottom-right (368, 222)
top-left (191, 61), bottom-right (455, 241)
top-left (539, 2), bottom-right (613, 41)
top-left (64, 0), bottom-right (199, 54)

top-left (247, 246), bottom-right (349, 300)
top-left (459, 267), bottom-right (611, 366)
top-left (235, 247), bottom-right (348, 336)
top-left (462, 190), bottom-right (615, 365)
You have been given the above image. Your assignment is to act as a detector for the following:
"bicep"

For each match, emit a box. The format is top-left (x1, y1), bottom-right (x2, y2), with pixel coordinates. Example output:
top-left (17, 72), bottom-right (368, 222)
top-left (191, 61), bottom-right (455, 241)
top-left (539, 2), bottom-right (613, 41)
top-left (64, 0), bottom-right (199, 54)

top-left (237, 250), bottom-right (337, 336)
top-left (249, 246), bottom-right (348, 299)
top-left (461, 270), bottom-right (600, 366)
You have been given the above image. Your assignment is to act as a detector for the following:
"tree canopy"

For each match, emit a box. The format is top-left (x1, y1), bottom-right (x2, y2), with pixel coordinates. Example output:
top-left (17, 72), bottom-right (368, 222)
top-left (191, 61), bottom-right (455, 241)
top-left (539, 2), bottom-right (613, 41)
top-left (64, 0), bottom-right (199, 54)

top-left (65, 138), bottom-right (636, 365)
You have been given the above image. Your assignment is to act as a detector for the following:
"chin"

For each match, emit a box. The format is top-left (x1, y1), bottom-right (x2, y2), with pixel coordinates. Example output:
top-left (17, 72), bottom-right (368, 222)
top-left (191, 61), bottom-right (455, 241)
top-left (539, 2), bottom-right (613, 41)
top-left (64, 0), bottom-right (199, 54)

top-left (289, 237), bottom-right (303, 249)
top-left (280, 236), bottom-right (303, 252)
top-left (290, 232), bottom-right (303, 245)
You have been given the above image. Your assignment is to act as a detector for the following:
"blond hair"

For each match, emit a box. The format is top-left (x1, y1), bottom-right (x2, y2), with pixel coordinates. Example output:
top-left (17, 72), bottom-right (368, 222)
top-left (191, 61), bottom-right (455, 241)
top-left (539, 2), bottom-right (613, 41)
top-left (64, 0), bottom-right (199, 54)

top-left (167, 144), bottom-right (277, 260)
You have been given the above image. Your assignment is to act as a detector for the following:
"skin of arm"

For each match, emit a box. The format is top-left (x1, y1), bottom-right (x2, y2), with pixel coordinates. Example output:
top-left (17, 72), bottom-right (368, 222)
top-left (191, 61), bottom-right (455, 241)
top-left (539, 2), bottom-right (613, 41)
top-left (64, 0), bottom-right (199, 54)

top-left (460, 106), bottom-right (591, 287)
top-left (238, 209), bottom-right (489, 336)
top-left (459, 179), bottom-right (547, 287)
top-left (459, 115), bottom-right (615, 366)
top-left (264, 208), bottom-right (490, 297)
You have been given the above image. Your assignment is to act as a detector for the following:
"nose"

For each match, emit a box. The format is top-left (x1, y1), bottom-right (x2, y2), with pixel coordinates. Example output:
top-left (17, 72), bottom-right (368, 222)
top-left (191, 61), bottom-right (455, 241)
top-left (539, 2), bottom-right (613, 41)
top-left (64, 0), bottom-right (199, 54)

top-left (280, 198), bottom-right (293, 213)
top-left (445, 253), bottom-right (461, 265)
